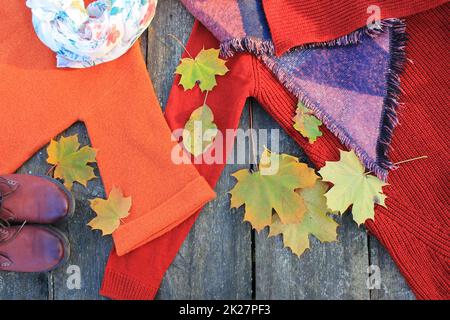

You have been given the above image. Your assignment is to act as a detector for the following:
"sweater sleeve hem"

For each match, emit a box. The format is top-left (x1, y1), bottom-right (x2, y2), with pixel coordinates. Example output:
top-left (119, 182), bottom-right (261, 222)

top-left (112, 176), bottom-right (215, 256)
top-left (100, 268), bottom-right (159, 300)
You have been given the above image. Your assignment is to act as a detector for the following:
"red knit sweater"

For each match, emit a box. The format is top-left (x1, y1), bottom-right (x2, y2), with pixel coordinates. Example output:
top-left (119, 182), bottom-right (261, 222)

top-left (262, 0), bottom-right (448, 55)
top-left (101, 4), bottom-right (449, 299)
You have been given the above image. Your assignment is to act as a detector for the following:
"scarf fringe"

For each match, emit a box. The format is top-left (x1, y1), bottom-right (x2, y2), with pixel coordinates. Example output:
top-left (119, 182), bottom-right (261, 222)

top-left (220, 18), bottom-right (403, 58)
top-left (220, 19), bottom-right (407, 181)
top-left (376, 20), bottom-right (408, 179)
top-left (221, 37), bottom-right (275, 58)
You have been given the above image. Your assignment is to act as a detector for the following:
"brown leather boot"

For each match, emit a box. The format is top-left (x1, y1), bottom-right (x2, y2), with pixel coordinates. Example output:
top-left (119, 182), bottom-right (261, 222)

top-left (0, 174), bottom-right (75, 224)
top-left (0, 225), bottom-right (69, 272)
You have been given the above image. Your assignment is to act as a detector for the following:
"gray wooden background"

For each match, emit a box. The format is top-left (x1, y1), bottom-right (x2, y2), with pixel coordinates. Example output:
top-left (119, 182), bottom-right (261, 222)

top-left (0, 0), bottom-right (414, 300)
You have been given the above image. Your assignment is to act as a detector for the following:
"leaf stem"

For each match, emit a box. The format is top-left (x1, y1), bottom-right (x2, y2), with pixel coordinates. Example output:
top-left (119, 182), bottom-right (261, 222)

top-left (249, 100), bottom-right (258, 172)
top-left (364, 155), bottom-right (428, 175)
top-left (168, 34), bottom-right (193, 59)
top-left (46, 165), bottom-right (56, 176)
top-left (203, 90), bottom-right (209, 106)
top-left (393, 155), bottom-right (428, 166)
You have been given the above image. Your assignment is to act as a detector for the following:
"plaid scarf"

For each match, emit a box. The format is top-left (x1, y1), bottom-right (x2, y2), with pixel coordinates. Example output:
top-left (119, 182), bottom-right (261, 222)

top-left (181, 0), bottom-right (407, 180)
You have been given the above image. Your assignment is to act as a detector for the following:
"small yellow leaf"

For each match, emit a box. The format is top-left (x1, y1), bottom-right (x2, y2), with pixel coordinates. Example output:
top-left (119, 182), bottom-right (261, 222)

top-left (318, 149), bottom-right (387, 225)
top-left (175, 48), bottom-right (229, 92)
top-left (47, 135), bottom-right (97, 190)
top-left (88, 187), bottom-right (132, 236)
top-left (269, 181), bottom-right (338, 257)
top-left (182, 104), bottom-right (218, 157)
top-left (293, 101), bottom-right (323, 144)
top-left (229, 148), bottom-right (318, 231)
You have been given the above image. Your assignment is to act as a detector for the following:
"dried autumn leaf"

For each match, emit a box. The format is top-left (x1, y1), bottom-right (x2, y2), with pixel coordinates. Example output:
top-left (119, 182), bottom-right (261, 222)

top-left (318, 149), bottom-right (387, 225)
top-left (47, 135), bottom-right (97, 190)
top-left (293, 101), bottom-right (323, 144)
top-left (182, 104), bottom-right (218, 157)
top-left (229, 148), bottom-right (318, 231)
top-left (269, 181), bottom-right (338, 256)
top-left (175, 48), bottom-right (229, 92)
top-left (88, 187), bottom-right (132, 236)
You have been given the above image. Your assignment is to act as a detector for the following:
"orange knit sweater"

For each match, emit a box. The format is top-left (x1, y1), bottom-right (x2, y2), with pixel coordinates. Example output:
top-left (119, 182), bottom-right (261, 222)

top-left (0, 2), bottom-right (215, 256)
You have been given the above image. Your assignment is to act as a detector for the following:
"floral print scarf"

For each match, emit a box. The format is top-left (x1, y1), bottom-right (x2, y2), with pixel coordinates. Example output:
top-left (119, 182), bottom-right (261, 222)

top-left (26, 0), bottom-right (157, 68)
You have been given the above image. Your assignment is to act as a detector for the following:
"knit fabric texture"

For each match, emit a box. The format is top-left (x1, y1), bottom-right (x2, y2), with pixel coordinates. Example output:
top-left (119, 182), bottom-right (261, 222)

top-left (180, 0), bottom-right (407, 180)
top-left (101, 3), bottom-right (449, 298)
top-left (0, 2), bottom-right (215, 256)
top-left (262, 0), bottom-right (448, 55)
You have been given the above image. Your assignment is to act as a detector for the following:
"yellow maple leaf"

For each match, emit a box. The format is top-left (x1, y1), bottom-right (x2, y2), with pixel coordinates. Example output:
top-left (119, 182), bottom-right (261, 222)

top-left (47, 135), bottom-right (97, 190)
top-left (182, 104), bottom-right (218, 156)
top-left (88, 187), bottom-right (132, 236)
top-left (318, 149), bottom-right (387, 225)
top-left (269, 181), bottom-right (339, 256)
top-left (229, 148), bottom-right (318, 231)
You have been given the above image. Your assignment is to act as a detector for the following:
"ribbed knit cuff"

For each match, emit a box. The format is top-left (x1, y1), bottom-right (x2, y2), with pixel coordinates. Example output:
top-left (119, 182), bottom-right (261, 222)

top-left (366, 215), bottom-right (450, 300)
top-left (100, 268), bottom-right (159, 300)
top-left (113, 176), bottom-right (215, 256)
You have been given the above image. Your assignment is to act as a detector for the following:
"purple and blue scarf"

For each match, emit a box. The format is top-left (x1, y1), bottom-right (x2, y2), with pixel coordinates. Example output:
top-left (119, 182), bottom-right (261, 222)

top-left (181, 0), bottom-right (407, 180)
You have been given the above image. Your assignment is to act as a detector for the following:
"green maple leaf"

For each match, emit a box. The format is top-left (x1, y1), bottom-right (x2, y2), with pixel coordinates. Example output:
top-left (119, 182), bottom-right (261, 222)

top-left (229, 148), bottom-right (319, 231)
top-left (175, 48), bottom-right (229, 92)
top-left (318, 150), bottom-right (387, 225)
top-left (182, 104), bottom-right (218, 156)
top-left (47, 135), bottom-right (97, 190)
top-left (293, 102), bottom-right (323, 144)
top-left (269, 181), bottom-right (338, 256)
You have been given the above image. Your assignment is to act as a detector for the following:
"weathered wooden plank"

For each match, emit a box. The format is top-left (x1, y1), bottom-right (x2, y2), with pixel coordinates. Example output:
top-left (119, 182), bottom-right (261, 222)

top-left (368, 236), bottom-right (415, 300)
top-left (26, 123), bottom-right (111, 300)
top-left (251, 102), bottom-right (371, 299)
top-left (0, 272), bottom-right (48, 300)
top-left (156, 103), bottom-right (253, 300)
top-left (146, 0), bottom-right (194, 111)
top-left (144, 0), bottom-right (252, 299)
top-left (140, 30), bottom-right (148, 62)
top-left (147, 0), bottom-right (252, 299)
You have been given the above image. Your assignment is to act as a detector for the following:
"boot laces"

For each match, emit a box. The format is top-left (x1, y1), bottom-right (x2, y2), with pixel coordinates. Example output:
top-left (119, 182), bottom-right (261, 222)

top-left (0, 178), bottom-right (24, 268)
top-left (0, 177), bottom-right (19, 223)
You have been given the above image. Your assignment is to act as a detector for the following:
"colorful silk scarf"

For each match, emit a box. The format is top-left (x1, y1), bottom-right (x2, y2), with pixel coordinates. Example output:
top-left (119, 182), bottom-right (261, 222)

top-left (26, 0), bottom-right (157, 68)
top-left (181, 0), bottom-right (407, 180)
